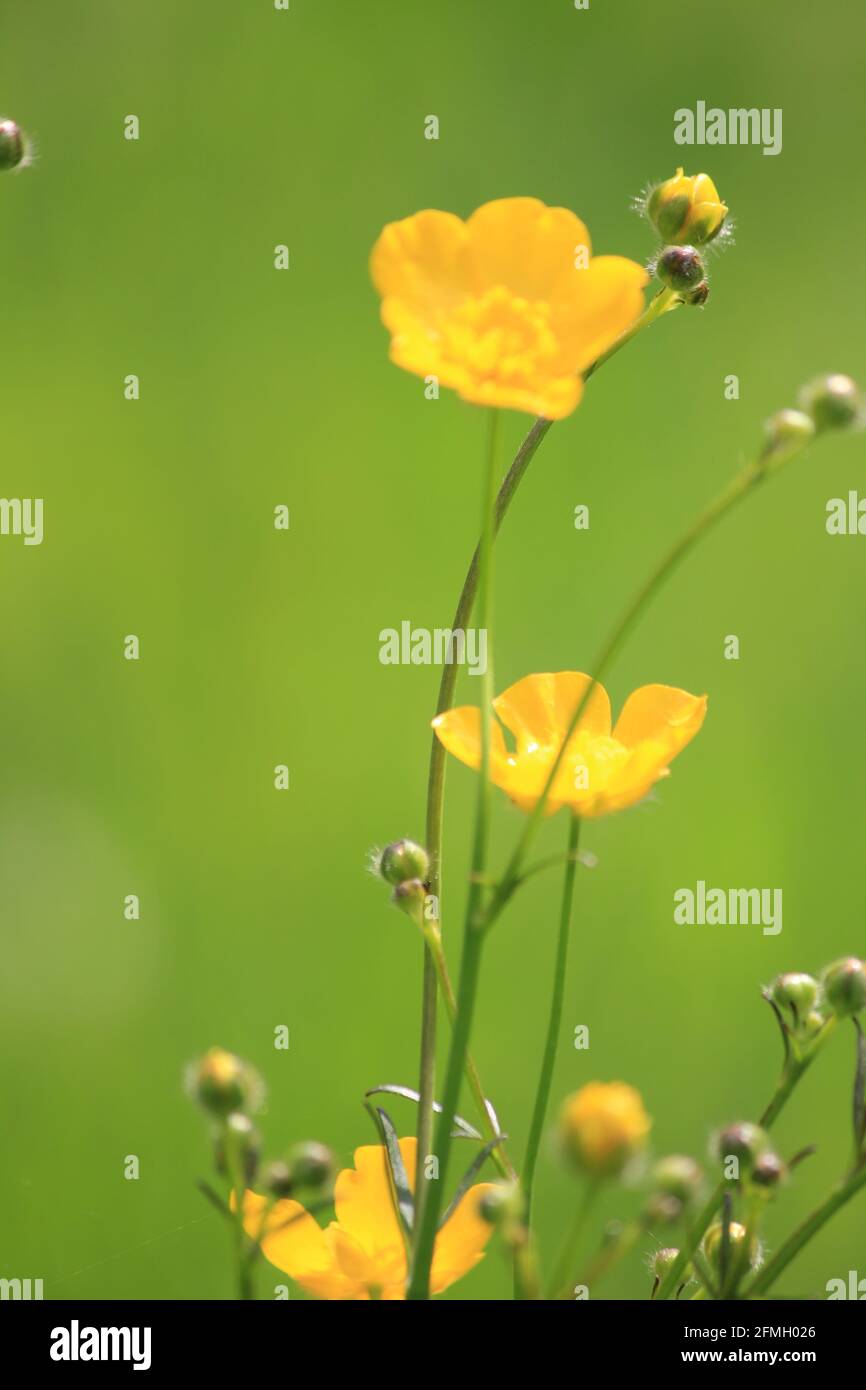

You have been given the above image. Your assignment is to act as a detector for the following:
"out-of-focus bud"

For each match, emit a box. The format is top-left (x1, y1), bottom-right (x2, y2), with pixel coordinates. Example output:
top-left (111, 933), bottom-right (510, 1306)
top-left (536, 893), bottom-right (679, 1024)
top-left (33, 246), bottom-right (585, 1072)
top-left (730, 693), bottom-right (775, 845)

top-left (751, 1152), bottom-right (787, 1192)
top-left (799, 374), bottom-right (864, 433)
top-left (284, 1140), bottom-right (335, 1192)
top-left (478, 1181), bottom-right (523, 1228)
top-left (761, 408), bottom-right (816, 465)
top-left (0, 119), bottom-right (24, 171)
top-left (378, 838), bottom-right (430, 887)
top-left (264, 1159), bottom-right (295, 1198)
top-left (655, 245), bottom-right (705, 294)
top-left (643, 1192), bottom-right (682, 1225)
top-left (189, 1046), bottom-right (264, 1117)
top-left (392, 876), bottom-right (428, 927)
top-left (651, 1154), bottom-right (703, 1205)
top-left (715, 1122), bottom-right (770, 1177)
top-left (822, 957), bottom-right (866, 1017)
top-left (216, 1112), bottom-right (261, 1184)
top-left (646, 169), bottom-right (728, 246)
top-left (702, 1219), bottom-right (760, 1274)
top-left (559, 1081), bottom-right (651, 1179)
top-left (651, 1246), bottom-right (681, 1281)
top-left (802, 1009), bottom-right (828, 1040)
top-left (771, 971), bottom-right (819, 1016)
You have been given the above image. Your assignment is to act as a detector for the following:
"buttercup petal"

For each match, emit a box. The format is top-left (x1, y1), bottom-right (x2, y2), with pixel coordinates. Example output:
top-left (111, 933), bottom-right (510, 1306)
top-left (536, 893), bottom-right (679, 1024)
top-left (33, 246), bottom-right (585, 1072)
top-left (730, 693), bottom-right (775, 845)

top-left (494, 671), bottom-right (612, 750)
top-left (334, 1137), bottom-right (416, 1261)
top-left (370, 209), bottom-right (471, 329)
top-left (430, 1183), bottom-right (498, 1294)
top-left (466, 198), bottom-right (591, 300)
top-left (612, 684), bottom-right (708, 757)
top-left (240, 1191), bottom-right (359, 1298)
top-left (431, 705), bottom-right (508, 772)
top-left (551, 255), bottom-right (650, 372)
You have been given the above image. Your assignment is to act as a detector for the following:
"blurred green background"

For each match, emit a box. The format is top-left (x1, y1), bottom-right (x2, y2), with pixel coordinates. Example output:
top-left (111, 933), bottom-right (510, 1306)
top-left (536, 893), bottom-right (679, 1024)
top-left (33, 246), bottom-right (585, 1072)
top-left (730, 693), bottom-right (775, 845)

top-left (2, 0), bottom-right (865, 1301)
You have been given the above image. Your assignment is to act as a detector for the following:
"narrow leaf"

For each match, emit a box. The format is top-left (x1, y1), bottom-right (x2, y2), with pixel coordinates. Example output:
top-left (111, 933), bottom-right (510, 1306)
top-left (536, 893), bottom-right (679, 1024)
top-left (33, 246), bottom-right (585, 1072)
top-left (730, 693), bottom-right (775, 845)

top-left (439, 1134), bottom-right (508, 1229)
top-left (365, 1083), bottom-right (482, 1140)
top-left (366, 1104), bottom-right (415, 1235)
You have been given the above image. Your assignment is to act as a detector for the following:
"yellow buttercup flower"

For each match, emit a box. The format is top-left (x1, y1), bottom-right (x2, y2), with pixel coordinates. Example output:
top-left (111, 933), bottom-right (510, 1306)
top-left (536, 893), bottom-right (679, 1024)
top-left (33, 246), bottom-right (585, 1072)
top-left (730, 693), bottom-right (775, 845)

top-left (647, 168), bottom-right (728, 246)
top-left (559, 1081), bottom-right (651, 1178)
top-left (370, 198), bottom-right (648, 419)
top-left (242, 1137), bottom-right (495, 1300)
top-left (432, 671), bottom-right (707, 818)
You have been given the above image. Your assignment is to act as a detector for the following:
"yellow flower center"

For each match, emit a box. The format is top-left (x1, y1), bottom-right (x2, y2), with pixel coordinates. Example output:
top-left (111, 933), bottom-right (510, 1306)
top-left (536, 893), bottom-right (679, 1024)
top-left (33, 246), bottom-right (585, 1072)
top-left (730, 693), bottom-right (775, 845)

top-left (441, 286), bottom-right (560, 385)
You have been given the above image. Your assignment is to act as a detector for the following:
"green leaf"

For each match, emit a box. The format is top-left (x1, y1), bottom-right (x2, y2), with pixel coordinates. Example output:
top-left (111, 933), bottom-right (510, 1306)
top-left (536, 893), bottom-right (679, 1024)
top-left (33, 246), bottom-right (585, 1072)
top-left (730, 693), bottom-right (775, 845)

top-left (365, 1083), bottom-right (482, 1140)
top-left (438, 1134), bottom-right (507, 1229)
top-left (365, 1104), bottom-right (415, 1236)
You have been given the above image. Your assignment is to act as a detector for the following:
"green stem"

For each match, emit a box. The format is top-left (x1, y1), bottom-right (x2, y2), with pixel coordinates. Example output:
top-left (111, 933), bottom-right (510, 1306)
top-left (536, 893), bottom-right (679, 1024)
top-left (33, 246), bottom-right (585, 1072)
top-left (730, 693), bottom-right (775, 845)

top-left (522, 813), bottom-right (581, 1223)
top-left (424, 926), bottom-right (516, 1180)
top-left (745, 1160), bottom-right (866, 1297)
top-left (655, 1017), bottom-right (838, 1301)
top-left (408, 409), bottom-right (501, 1300)
top-left (414, 287), bottom-right (680, 1211)
top-left (548, 1180), bottom-right (600, 1298)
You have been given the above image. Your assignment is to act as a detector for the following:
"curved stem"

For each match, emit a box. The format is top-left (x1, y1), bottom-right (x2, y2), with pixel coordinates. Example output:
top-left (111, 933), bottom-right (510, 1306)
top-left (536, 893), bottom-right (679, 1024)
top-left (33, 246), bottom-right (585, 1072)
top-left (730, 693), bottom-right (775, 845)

top-left (414, 288), bottom-right (680, 1215)
top-left (745, 1160), bottom-right (866, 1298)
top-left (548, 1179), bottom-right (600, 1298)
top-left (522, 813), bottom-right (581, 1223)
top-left (408, 409), bottom-right (501, 1299)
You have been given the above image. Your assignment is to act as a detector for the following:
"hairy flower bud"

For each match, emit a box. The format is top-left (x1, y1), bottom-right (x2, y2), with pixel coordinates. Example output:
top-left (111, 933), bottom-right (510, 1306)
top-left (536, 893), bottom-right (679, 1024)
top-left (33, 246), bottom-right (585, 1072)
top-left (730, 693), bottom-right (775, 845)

top-left (702, 1219), bottom-right (760, 1273)
top-left (655, 245), bottom-right (705, 294)
top-left (0, 118), bottom-right (24, 171)
top-left (284, 1140), bottom-right (335, 1191)
top-left (189, 1046), bottom-right (264, 1117)
top-left (646, 169), bottom-right (728, 246)
top-left (771, 971), bottom-right (819, 1016)
top-left (822, 957), bottom-right (866, 1017)
top-left (651, 1246), bottom-right (681, 1280)
top-left (751, 1152), bottom-right (787, 1192)
top-left (392, 876), bottom-right (428, 927)
top-left (651, 1154), bottom-right (703, 1204)
top-left (715, 1122), bottom-right (770, 1177)
top-left (378, 838), bottom-right (430, 887)
top-left (798, 374), bottom-right (864, 433)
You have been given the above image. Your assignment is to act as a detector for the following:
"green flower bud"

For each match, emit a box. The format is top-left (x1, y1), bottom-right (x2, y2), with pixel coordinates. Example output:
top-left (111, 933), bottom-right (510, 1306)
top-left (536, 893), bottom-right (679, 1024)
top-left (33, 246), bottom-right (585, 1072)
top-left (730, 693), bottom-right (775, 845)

top-left (0, 119), bottom-right (24, 171)
top-left (378, 838), bottom-right (430, 886)
top-left (651, 1246), bottom-right (681, 1280)
top-left (822, 957), bottom-right (866, 1017)
top-left (802, 1009), bottom-right (828, 1039)
top-left (762, 409), bottom-right (815, 463)
top-left (702, 1219), bottom-right (760, 1273)
top-left (392, 876), bottom-right (428, 926)
top-left (751, 1152), bottom-right (787, 1191)
top-left (798, 374), bottom-right (864, 433)
top-left (715, 1122), bottom-right (770, 1177)
top-left (189, 1046), bottom-right (264, 1117)
top-left (652, 1154), bottom-right (703, 1204)
top-left (771, 971), bottom-right (819, 1016)
top-left (284, 1140), bottom-right (335, 1191)
top-left (264, 1159), bottom-right (295, 1198)
top-left (643, 1193), bottom-right (683, 1225)
top-left (216, 1112), bottom-right (261, 1184)
top-left (478, 1181), bottom-right (523, 1227)
top-left (655, 245), bottom-right (705, 293)
top-left (646, 169), bottom-right (728, 247)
